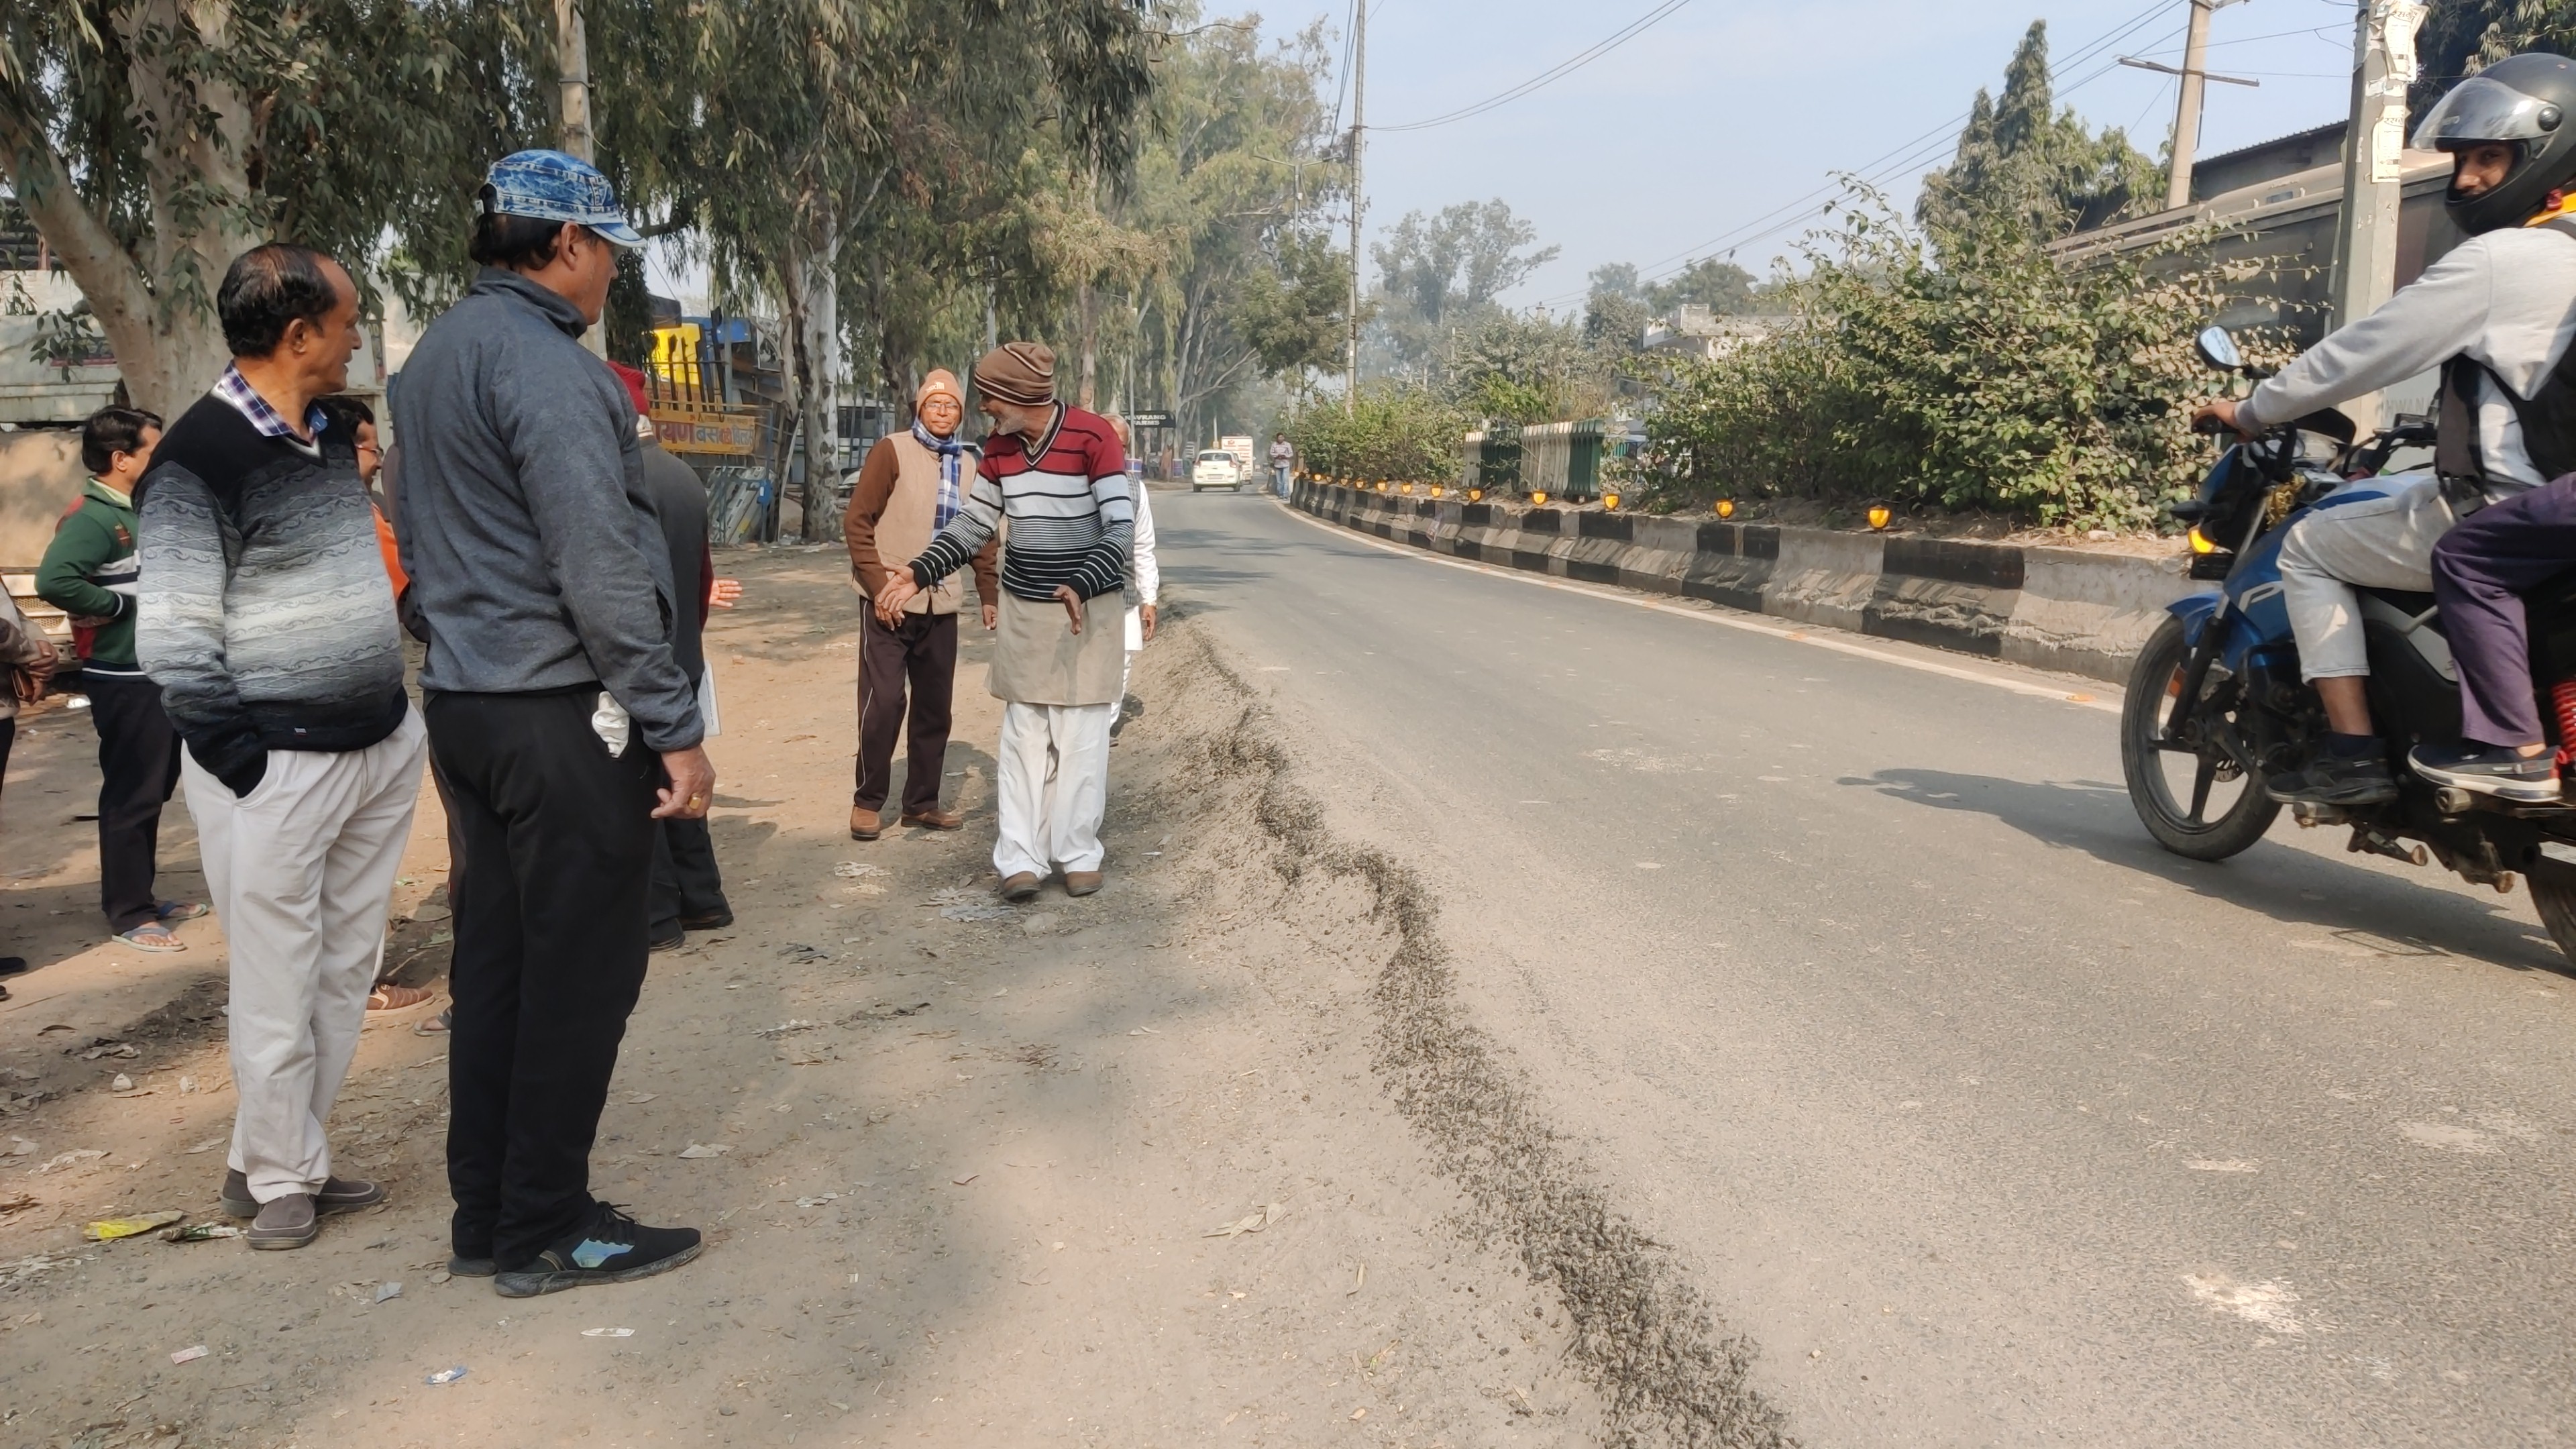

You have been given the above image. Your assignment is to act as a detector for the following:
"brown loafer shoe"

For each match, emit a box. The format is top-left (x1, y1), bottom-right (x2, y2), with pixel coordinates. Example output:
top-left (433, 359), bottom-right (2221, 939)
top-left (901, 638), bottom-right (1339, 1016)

top-left (851, 806), bottom-right (883, 841)
top-left (900, 808), bottom-right (963, 830)
top-left (998, 872), bottom-right (1042, 903)
top-left (1063, 871), bottom-right (1103, 897)
top-left (247, 1193), bottom-right (319, 1251)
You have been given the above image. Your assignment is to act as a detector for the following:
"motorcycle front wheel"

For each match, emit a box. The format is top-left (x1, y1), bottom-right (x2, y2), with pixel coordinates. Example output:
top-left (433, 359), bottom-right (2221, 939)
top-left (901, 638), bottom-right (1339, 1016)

top-left (2121, 614), bottom-right (2281, 861)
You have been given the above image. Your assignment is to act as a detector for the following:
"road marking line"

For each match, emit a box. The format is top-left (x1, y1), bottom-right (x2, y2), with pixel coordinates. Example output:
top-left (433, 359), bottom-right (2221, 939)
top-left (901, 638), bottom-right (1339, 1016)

top-left (1269, 501), bottom-right (2125, 716)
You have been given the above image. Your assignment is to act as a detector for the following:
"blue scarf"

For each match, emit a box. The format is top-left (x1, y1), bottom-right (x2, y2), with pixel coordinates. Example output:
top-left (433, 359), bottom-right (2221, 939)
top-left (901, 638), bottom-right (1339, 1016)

top-left (914, 421), bottom-right (965, 531)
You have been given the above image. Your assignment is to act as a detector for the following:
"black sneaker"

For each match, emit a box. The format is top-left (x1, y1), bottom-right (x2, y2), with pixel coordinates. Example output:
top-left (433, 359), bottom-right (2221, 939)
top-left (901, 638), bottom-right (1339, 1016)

top-left (2267, 749), bottom-right (2399, 806)
top-left (2408, 742), bottom-right (2562, 803)
top-left (492, 1203), bottom-right (703, 1299)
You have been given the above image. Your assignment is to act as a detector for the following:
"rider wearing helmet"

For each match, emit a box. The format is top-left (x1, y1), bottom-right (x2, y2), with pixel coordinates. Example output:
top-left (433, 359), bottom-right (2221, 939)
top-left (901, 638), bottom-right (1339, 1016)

top-left (2192, 53), bottom-right (2576, 806)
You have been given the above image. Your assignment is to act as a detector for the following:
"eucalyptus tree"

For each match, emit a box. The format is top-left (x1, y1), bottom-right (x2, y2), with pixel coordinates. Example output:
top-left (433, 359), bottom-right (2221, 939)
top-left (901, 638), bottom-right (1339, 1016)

top-left (682, 0), bottom-right (1150, 533)
top-left (0, 0), bottom-right (547, 415)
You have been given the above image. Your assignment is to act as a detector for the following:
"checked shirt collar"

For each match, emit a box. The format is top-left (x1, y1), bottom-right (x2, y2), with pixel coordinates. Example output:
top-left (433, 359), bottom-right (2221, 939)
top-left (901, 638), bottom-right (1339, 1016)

top-left (214, 363), bottom-right (330, 445)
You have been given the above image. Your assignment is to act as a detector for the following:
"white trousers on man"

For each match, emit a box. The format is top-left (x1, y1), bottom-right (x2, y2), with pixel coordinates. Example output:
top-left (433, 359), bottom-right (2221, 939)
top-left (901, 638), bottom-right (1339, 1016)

top-left (994, 702), bottom-right (1114, 879)
top-left (183, 710), bottom-right (427, 1205)
top-left (2278, 473), bottom-right (2459, 681)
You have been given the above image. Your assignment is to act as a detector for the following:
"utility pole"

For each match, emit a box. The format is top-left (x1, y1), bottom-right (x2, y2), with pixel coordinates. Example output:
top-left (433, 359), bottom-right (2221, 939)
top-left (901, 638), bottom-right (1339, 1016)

top-left (1346, 0), bottom-right (1365, 417)
top-left (2328, 0), bottom-right (2428, 432)
top-left (2166, 1), bottom-right (2215, 209)
top-left (555, 0), bottom-right (607, 358)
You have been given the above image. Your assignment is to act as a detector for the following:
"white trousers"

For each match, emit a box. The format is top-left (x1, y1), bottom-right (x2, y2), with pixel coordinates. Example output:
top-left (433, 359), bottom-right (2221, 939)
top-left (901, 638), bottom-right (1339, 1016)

top-left (184, 710), bottom-right (427, 1204)
top-left (2277, 473), bottom-right (2457, 681)
top-left (994, 701), bottom-right (1114, 878)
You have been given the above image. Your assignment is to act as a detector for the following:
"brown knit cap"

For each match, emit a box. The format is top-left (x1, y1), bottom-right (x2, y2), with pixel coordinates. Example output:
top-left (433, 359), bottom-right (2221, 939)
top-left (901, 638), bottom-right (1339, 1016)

top-left (972, 342), bottom-right (1056, 407)
top-left (915, 368), bottom-right (963, 411)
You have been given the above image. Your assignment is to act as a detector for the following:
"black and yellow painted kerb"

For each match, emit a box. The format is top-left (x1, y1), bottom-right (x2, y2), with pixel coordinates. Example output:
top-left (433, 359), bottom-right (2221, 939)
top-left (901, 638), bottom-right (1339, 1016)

top-left (1288, 478), bottom-right (2204, 687)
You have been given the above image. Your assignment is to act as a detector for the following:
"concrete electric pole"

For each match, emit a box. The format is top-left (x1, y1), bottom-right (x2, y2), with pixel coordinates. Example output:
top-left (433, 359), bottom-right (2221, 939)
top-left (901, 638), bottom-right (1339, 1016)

top-left (2166, 1), bottom-right (2216, 209)
top-left (1346, 0), bottom-right (1365, 417)
top-left (2328, 0), bottom-right (2429, 431)
top-left (2118, 1), bottom-right (2257, 211)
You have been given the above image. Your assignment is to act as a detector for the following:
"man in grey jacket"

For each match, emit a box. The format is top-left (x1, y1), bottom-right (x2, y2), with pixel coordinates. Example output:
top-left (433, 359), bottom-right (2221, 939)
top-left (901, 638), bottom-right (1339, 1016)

top-left (2194, 54), bottom-right (2576, 805)
top-left (392, 150), bottom-right (712, 1299)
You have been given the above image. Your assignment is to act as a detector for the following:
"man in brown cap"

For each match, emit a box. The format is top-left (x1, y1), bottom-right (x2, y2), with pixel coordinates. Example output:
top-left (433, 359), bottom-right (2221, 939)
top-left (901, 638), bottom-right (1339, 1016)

top-left (874, 343), bottom-right (1133, 899)
top-left (843, 369), bottom-right (998, 840)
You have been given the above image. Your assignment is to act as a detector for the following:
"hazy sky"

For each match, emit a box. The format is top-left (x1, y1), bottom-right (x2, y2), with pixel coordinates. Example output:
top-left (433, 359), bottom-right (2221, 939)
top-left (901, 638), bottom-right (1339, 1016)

top-left (1263, 0), bottom-right (2374, 311)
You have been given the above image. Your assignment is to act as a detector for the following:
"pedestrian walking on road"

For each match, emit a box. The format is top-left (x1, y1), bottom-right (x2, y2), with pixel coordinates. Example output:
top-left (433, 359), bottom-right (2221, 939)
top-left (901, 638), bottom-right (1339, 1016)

top-left (36, 405), bottom-right (204, 953)
top-left (1269, 432), bottom-right (1293, 497)
top-left (135, 243), bottom-right (424, 1250)
top-left (845, 368), bottom-right (998, 841)
top-left (873, 343), bottom-right (1134, 900)
top-left (393, 150), bottom-right (712, 1298)
top-left (609, 363), bottom-right (737, 951)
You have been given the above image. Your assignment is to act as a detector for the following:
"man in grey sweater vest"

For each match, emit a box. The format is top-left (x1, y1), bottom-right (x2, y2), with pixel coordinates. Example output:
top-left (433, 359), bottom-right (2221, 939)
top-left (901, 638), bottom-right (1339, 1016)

top-left (394, 150), bottom-right (712, 1298)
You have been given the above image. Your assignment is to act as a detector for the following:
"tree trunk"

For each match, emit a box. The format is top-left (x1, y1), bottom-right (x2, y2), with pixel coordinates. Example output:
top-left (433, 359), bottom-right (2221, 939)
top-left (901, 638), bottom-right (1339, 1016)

top-left (1, 0), bottom-right (262, 417)
top-left (788, 212), bottom-right (844, 543)
top-left (1078, 278), bottom-right (1098, 411)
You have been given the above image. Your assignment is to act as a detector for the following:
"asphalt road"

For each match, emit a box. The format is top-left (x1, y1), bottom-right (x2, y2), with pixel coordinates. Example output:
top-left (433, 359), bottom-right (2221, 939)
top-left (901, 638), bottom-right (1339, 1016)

top-left (1154, 485), bottom-right (2576, 1448)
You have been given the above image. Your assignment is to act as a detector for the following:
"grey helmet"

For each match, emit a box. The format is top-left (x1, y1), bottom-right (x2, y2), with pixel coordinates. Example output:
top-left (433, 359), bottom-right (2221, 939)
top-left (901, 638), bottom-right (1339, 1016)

top-left (2414, 53), bottom-right (2576, 235)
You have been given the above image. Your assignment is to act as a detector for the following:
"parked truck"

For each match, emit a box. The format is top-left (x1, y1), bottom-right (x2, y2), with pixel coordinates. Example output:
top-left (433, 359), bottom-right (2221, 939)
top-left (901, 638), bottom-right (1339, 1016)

top-left (1218, 434), bottom-right (1256, 478)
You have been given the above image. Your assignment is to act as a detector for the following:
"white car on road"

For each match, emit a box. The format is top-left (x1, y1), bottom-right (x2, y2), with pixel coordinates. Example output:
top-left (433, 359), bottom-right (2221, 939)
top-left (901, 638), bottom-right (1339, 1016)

top-left (1191, 449), bottom-right (1245, 492)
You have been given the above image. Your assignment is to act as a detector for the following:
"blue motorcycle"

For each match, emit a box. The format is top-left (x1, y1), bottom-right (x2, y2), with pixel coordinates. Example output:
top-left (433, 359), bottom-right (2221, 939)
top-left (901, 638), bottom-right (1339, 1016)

top-left (2121, 326), bottom-right (2576, 963)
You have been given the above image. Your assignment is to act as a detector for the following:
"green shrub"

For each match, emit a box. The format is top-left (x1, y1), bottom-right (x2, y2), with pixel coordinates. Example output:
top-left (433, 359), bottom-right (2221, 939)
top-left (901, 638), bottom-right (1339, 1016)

top-left (1287, 382), bottom-right (1466, 484)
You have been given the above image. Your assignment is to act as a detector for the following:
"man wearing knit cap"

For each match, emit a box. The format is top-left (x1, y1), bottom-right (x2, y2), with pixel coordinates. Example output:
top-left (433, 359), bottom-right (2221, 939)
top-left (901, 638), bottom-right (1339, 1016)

top-left (875, 343), bottom-right (1133, 899)
top-left (843, 369), bottom-right (998, 841)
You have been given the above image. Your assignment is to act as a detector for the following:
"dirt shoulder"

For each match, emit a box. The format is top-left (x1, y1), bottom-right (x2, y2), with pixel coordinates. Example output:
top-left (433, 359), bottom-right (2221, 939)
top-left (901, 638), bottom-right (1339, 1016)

top-left (0, 542), bottom-right (1764, 1448)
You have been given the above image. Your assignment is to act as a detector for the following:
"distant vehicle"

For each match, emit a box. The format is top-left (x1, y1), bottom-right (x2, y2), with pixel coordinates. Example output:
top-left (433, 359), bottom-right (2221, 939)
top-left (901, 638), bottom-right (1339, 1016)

top-left (1218, 434), bottom-right (1257, 476)
top-left (1191, 449), bottom-right (1244, 492)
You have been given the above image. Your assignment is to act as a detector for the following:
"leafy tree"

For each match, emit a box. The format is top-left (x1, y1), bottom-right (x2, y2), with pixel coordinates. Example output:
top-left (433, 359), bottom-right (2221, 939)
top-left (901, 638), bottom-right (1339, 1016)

top-left (1368, 198), bottom-right (1558, 374)
top-left (1438, 311), bottom-right (1612, 425)
top-left (0, 0), bottom-right (543, 415)
top-left (1234, 227), bottom-right (1353, 382)
top-left (1915, 21), bottom-right (2157, 244)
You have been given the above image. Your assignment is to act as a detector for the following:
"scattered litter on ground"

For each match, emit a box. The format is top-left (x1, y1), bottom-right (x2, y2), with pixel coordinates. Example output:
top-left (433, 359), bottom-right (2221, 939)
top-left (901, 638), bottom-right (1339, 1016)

top-left (373, 1281), bottom-right (403, 1303)
top-left (180, 1138), bottom-right (224, 1155)
top-left (170, 1346), bottom-right (209, 1364)
top-left (678, 1143), bottom-right (732, 1159)
top-left (796, 1193), bottom-right (840, 1208)
top-left (429, 1271), bottom-right (451, 1285)
top-left (80, 1211), bottom-right (178, 1242)
top-left (1349, 1263), bottom-right (1366, 1294)
top-left (778, 943), bottom-right (833, 963)
top-left (34, 1150), bottom-right (107, 1174)
top-left (833, 862), bottom-right (889, 879)
top-left (74, 1040), bottom-right (140, 1061)
top-left (165, 1223), bottom-right (241, 1243)
top-left (1204, 1203), bottom-right (1285, 1239)
top-left (951, 1173), bottom-right (978, 1186)
top-left (425, 1365), bottom-right (468, 1385)
top-left (2188, 1159), bottom-right (2261, 1173)
top-left (582, 1327), bottom-right (635, 1338)
top-left (755, 1020), bottom-right (820, 1038)
top-left (841, 1003), bottom-right (930, 1024)
top-left (625, 1092), bottom-right (657, 1104)
top-left (178, 1075), bottom-right (197, 1094)
top-left (109, 1074), bottom-right (133, 1093)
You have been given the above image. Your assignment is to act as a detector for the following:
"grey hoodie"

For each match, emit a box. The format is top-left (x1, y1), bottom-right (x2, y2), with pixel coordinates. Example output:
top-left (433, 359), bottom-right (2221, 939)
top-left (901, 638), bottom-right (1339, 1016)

top-left (2238, 225), bottom-right (2576, 492)
top-left (391, 268), bottom-right (702, 751)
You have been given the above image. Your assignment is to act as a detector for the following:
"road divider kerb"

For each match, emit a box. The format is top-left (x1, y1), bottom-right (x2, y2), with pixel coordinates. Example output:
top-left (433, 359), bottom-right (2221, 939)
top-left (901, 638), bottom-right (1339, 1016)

top-left (1275, 486), bottom-right (2127, 718)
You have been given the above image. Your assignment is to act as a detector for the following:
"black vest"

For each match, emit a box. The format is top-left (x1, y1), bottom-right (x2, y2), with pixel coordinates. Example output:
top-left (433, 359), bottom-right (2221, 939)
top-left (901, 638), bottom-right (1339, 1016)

top-left (2440, 218), bottom-right (2576, 485)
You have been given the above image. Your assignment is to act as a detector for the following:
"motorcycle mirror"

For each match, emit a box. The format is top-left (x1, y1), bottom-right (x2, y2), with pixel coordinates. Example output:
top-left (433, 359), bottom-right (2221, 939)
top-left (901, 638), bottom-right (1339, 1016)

top-left (2195, 325), bottom-right (2244, 372)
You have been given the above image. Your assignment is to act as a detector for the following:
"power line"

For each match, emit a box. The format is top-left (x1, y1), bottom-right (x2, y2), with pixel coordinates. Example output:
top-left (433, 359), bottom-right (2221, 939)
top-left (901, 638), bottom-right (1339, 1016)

top-left (1523, 1), bottom-right (2182, 307)
top-left (1375, 0), bottom-right (1696, 133)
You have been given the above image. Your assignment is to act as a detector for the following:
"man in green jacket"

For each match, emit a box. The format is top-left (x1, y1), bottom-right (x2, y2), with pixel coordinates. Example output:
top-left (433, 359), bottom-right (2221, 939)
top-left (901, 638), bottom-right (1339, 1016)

top-left (36, 405), bottom-right (203, 952)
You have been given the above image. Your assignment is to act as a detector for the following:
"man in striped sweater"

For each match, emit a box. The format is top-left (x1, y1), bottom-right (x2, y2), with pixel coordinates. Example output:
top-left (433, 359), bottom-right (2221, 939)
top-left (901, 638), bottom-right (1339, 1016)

top-left (873, 343), bottom-right (1133, 900)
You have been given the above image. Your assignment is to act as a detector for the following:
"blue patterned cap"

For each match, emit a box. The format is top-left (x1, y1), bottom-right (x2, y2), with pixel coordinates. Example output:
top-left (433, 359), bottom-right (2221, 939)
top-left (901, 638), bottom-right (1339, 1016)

top-left (480, 150), bottom-right (643, 248)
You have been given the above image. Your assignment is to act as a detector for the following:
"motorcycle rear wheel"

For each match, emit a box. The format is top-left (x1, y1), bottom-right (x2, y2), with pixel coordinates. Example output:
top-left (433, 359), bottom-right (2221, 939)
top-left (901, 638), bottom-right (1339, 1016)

top-left (2121, 614), bottom-right (2282, 861)
top-left (2526, 859), bottom-right (2576, 974)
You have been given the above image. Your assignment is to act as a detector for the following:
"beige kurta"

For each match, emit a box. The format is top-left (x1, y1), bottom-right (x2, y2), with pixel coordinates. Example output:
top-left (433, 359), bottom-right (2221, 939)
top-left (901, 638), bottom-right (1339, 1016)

top-left (989, 589), bottom-right (1125, 706)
